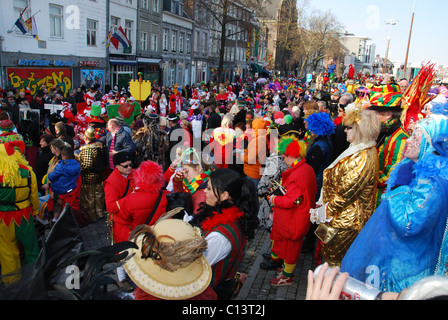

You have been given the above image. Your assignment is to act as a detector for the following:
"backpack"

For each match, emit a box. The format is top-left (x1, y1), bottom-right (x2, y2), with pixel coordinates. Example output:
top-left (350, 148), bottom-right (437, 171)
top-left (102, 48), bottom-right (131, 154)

top-left (92, 143), bottom-right (107, 173)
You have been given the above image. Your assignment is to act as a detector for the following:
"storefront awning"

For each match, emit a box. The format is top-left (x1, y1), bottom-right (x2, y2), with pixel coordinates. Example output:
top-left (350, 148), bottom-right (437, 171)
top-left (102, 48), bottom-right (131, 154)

top-left (137, 58), bottom-right (161, 64)
top-left (110, 59), bottom-right (137, 66)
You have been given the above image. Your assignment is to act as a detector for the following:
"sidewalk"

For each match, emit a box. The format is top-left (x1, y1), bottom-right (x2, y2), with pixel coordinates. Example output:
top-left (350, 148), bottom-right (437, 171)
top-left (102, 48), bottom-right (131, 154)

top-left (78, 218), bottom-right (314, 300)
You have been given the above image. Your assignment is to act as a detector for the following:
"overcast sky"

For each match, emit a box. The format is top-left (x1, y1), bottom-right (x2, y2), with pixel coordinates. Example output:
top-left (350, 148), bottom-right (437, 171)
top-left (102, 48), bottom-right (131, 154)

top-left (306, 0), bottom-right (448, 66)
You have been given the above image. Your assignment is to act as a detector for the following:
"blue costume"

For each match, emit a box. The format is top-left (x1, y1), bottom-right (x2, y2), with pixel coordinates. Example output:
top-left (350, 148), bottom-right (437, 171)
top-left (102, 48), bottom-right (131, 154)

top-left (341, 104), bottom-right (448, 293)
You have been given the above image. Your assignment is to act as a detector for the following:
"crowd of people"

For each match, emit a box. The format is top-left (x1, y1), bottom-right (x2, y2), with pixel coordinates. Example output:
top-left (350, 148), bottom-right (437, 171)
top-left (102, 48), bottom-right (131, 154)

top-left (1, 61), bottom-right (448, 300)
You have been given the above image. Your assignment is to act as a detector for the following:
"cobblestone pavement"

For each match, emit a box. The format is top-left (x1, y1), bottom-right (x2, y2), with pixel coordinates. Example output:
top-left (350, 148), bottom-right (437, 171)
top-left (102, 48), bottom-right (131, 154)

top-left (78, 218), bottom-right (315, 300)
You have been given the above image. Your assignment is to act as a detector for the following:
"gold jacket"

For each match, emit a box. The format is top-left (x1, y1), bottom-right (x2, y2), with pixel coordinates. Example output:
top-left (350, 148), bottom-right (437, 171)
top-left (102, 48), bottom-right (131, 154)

top-left (322, 146), bottom-right (379, 231)
top-left (78, 141), bottom-right (104, 185)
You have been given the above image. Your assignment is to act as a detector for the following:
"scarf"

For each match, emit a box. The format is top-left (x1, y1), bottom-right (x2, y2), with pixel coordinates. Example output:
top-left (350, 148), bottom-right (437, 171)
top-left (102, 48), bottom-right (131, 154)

top-left (201, 206), bottom-right (244, 233)
top-left (183, 170), bottom-right (211, 194)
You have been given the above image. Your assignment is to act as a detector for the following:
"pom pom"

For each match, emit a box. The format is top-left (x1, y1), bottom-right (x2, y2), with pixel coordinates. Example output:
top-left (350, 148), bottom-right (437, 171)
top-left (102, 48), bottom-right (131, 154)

top-left (134, 161), bottom-right (164, 192)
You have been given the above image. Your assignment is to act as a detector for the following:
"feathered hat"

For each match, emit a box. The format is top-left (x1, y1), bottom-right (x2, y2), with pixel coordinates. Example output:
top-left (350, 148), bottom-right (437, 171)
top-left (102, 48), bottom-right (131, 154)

top-left (278, 135), bottom-right (306, 159)
top-left (401, 62), bottom-right (437, 133)
top-left (124, 219), bottom-right (211, 300)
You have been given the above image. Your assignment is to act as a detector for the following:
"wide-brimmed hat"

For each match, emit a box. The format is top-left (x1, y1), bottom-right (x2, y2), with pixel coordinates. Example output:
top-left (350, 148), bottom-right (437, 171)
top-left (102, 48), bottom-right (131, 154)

top-left (123, 219), bottom-right (211, 300)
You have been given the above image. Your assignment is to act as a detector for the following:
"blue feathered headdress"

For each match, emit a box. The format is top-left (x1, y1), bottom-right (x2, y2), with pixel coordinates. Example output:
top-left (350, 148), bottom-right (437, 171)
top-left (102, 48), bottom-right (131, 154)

top-left (305, 112), bottom-right (335, 136)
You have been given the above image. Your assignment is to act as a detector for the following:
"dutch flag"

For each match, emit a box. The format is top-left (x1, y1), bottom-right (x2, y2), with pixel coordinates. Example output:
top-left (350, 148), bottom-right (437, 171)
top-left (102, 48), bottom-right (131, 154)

top-left (14, 16), bottom-right (28, 34)
top-left (112, 26), bottom-right (131, 49)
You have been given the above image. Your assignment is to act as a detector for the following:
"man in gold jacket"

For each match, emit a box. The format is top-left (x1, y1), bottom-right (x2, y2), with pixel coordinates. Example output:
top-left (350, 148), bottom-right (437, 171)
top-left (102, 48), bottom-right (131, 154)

top-left (311, 105), bottom-right (381, 267)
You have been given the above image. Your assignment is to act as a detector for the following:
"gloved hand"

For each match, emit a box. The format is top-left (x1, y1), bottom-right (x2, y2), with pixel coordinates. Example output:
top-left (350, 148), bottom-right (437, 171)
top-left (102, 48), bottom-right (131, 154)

top-left (310, 203), bottom-right (332, 224)
top-left (393, 161), bottom-right (415, 187)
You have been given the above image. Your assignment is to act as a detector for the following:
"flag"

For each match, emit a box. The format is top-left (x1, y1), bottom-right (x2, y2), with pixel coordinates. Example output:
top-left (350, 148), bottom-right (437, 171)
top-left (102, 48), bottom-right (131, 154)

top-left (112, 26), bottom-right (130, 49)
top-left (24, 16), bottom-right (39, 41)
top-left (14, 16), bottom-right (28, 34)
top-left (31, 16), bottom-right (39, 40)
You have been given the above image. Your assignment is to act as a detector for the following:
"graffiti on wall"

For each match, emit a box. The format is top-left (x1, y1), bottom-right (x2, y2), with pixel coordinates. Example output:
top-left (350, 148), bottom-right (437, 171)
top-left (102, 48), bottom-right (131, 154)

top-left (7, 68), bottom-right (72, 96)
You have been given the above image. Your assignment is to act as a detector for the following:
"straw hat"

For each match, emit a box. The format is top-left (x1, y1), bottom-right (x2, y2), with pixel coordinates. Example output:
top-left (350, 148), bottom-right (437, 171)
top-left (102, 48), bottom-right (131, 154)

top-left (124, 219), bottom-right (212, 300)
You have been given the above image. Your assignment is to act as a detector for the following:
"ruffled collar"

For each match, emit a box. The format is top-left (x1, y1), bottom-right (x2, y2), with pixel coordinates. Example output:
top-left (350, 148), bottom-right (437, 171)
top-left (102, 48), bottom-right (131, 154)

top-left (201, 207), bottom-right (244, 233)
top-left (387, 153), bottom-right (448, 192)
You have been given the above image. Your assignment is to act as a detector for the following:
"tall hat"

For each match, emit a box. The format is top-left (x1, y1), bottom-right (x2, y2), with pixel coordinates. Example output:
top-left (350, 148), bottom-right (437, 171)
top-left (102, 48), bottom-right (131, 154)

top-left (368, 84), bottom-right (402, 111)
top-left (401, 62), bottom-right (437, 133)
top-left (87, 102), bottom-right (105, 123)
top-left (124, 219), bottom-right (211, 300)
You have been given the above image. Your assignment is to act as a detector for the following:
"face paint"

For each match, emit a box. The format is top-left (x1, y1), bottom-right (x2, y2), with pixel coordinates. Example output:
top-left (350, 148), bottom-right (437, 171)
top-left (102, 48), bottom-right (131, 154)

top-left (404, 128), bottom-right (422, 162)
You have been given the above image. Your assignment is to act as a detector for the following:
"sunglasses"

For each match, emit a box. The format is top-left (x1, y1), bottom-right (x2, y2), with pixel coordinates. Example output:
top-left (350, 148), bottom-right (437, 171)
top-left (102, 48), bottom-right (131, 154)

top-left (119, 163), bottom-right (132, 168)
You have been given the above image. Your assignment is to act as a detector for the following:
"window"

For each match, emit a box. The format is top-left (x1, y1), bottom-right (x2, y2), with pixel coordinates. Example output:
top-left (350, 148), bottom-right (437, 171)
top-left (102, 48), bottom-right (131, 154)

top-left (142, 0), bottom-right (149, 9)
top-left (186, 33), bottom-right (191, 54)
top-left (152, 34), bottom-right (158, 52)
top-left (13, 0), bottom-right (31, 35)
top-left (202, 32), bottom-right (207, 54)
top-left (171, 30), bottom-right (177, 52)
top-left (163, 28), bottom-right (169, 51)
top-left (140, 31), bottom-right (148, 51)
top-left (179, 33), bottom-right (184, 53)
top-left (111, 16), bottom-right (120, 34)
top-left (49, 4), bottom-right (63, 37)
top-left (153, 0), bottom-right (159, 12)
top-left (195, 30), bottom-right (200, 52)
top-left (125, 20), bottom-right (133, 44)
top-left (87, 19), bottom-right (98, 46)
top-left (125, 0), bottom-right (133, 4)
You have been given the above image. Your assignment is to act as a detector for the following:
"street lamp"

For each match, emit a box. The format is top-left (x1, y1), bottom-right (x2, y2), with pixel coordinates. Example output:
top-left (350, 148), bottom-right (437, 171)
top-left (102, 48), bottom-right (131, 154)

top-left (383, 19), bottom-right (398, 74)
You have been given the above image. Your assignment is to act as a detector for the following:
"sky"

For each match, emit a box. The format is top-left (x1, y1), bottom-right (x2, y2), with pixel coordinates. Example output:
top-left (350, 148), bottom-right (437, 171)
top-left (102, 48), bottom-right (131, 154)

top-left (305, 0), bottom-right (448, 66)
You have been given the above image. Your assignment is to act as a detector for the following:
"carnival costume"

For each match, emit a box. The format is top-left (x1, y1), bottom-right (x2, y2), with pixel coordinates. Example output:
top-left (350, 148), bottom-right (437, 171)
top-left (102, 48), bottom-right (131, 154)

top-left (132, 112), bottom-right (169, 169)
top-left (166, 148), bottom-right (211, 214)
top-left (311, 106), bottom-right (379, 267)
top-left (115, 161), bottom-right (168, 243)
top-left (369, 84), bottom-right (409, 207)
top-left (341, 100), bottom-right (448, 293)
top-left (268, 137), bottom-right (317, 285)
top-left (0, 140), bottom-right (39, 284)
top-left (78, 128), bottom-right (106, 222)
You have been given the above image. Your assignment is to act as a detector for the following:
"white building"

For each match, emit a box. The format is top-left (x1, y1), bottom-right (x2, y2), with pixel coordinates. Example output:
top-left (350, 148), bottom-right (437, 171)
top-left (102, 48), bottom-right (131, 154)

top-left (108, 0), bottom-right (138, 90)
top-left (161, 0), bottom-right (193, 87)
top-left (1, 0), bottom-right (108, 94)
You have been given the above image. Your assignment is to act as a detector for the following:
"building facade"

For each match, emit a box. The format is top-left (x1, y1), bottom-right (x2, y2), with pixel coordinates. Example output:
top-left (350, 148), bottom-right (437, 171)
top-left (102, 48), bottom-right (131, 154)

top-left (1, 0), bottom-right (108, 94)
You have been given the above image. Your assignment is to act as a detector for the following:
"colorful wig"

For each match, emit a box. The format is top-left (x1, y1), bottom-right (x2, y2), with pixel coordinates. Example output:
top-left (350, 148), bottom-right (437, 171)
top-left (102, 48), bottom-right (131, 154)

top-left (278, 135), bottom-right (306, 159)
top-left (306, 111), bottom-right (335, 136)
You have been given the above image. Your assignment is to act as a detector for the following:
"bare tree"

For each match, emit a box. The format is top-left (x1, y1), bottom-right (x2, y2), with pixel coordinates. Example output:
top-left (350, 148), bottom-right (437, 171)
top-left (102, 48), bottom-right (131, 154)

top-left (187, 0), bottom-right (269, 83)
top-left (276, 0), bottom-right (344, 77)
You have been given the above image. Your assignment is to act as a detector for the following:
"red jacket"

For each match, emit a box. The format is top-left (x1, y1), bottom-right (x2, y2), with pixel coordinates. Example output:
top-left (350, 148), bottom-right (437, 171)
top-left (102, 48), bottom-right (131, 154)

top-left (115, 189), bottom-right (169, 243)
top-left (104, 168), bottom-right (136, 215)
top-left (271, 159), bottom-right (317, 263)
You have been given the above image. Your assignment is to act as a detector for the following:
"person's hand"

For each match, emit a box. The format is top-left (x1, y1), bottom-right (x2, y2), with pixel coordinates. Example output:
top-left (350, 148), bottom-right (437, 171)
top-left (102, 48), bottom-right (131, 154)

top-left (109, 150), bottom-right (118, 157)
top-left (306, 263), bottom-right (349, 300)
top-left (174, 170), bottom-right (185, 181)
